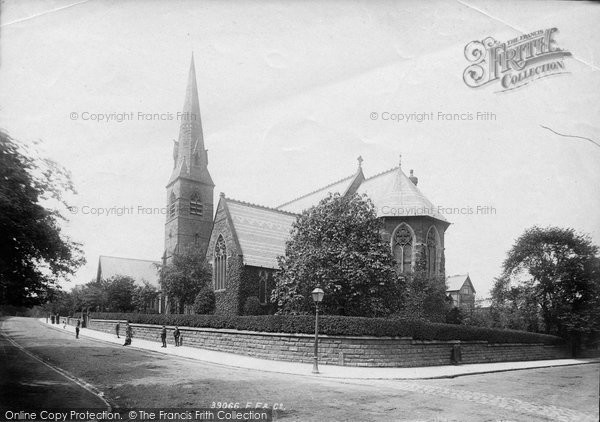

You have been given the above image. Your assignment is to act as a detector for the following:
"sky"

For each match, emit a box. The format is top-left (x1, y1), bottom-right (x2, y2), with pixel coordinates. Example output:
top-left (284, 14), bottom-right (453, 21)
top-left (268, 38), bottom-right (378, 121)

top-left (1, 0), bottom-right (599, 298)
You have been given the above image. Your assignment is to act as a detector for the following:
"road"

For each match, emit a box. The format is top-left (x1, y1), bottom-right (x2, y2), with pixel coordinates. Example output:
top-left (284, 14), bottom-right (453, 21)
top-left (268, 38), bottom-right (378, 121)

top-left (0, 317), bottom-right (597, 421)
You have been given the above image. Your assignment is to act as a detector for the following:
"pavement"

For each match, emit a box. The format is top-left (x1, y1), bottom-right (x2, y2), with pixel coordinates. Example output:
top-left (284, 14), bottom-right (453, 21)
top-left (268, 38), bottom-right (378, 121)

top-left (40, 319), bottom-right (599, 380)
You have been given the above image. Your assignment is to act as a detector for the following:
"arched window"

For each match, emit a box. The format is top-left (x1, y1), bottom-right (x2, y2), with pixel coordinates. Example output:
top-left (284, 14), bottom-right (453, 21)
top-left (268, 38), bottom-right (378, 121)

top-left (214, 235), bottom-right (227, 291)
top-left (190, 192), bottom-right (203, 216)
top-left (392, 223), bottom-right (414, 273)
top-left (169, 193), bottom-right (176, 218)
top-left (258, 270), bottom-right (268, 305)
top-left (426, 226), bottom-right (441, 277)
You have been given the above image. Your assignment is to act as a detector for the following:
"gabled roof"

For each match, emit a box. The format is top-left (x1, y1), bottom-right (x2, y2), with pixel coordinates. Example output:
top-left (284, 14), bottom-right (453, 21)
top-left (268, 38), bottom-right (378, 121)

top-left (97, 256), bottom-right (161, 289)
top-left (225, 198), bottom-right (298, 269)
top-left (446, 274), bottom-right (476, 293)
top-left (356, 166), bottom-right (448, 223)
top-left (277, 168), bottom-right (363, 214)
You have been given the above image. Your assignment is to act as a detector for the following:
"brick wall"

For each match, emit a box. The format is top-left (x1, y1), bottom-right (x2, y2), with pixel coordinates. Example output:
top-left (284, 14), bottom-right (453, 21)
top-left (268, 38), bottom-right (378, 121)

top-left (88, 319), bottom-right (570, 367)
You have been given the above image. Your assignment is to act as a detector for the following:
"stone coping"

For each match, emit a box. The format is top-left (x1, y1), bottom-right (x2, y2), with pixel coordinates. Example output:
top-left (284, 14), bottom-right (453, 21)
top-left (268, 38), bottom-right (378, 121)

top-left (89, 318), bottom-right (554, 346)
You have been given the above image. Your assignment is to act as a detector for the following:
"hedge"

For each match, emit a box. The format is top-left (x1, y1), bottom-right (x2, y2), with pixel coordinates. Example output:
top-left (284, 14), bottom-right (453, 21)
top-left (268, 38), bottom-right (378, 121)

top-left (88, 312), bottom-right (564, 345)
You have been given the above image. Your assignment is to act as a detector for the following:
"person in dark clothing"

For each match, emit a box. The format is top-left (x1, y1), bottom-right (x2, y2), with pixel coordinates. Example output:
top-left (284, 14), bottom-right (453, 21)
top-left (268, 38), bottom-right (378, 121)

top-left (115, 322), bottom-right (120, 339)
top-left (161, 325), bottom-right (167, 348)
top-left (123, 323), bottom-right (133, 346)
top-left (75, 319), bottom-right (81, 339)
top-left (173, 326), bottom-right (180, 347)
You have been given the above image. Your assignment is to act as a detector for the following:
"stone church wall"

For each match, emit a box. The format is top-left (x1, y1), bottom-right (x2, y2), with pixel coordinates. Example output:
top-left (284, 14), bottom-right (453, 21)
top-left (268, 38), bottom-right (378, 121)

top-left (88, 319), bottom-right (570, 367)
top-left (206, 201), bottom-right (242, 315)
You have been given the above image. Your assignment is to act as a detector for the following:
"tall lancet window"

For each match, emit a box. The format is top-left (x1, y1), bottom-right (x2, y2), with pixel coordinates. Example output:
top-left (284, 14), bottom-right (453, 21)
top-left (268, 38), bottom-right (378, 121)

top-left (214, 235), bottom-right (227, 291)
top-left (169, 193), bottom-right (176, 218)
top-left (392, 223), bottom-right (414, 274)
top-left (190, 192), bottom-right (203, 216)
top-left (426, 226), bottom-right (440, 276)
top-left (258, 270), bottom-right (269, 305)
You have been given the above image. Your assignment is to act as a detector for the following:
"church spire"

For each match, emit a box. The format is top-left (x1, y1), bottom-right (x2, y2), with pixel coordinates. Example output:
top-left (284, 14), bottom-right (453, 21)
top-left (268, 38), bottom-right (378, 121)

top-left (177, 54), bottom-right (205, 169)
top-left (169, 54), bottom-right (212, 186)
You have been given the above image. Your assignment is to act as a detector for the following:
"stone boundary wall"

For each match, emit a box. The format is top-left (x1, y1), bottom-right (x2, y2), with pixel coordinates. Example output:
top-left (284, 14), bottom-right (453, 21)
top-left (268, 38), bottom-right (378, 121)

top-left (86, 318), bottom-right (571, 367)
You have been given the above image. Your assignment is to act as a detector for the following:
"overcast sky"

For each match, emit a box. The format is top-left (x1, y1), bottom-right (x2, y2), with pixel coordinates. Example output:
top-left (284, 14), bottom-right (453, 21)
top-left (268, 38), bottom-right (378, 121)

top-left (2, 0), bottom-right (599, 298)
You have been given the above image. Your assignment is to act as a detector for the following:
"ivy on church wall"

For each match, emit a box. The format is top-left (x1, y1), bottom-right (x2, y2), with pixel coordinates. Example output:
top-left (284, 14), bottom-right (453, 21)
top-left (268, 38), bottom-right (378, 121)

top-left (238, 266), bottom-right (276, 315)
top-left (205, 203), bottom-right (242, 316)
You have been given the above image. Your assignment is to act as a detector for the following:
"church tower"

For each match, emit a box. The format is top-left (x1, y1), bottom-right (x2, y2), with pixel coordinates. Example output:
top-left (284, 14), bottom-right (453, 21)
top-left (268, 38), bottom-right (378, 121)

top-left (164, 55), bottom-right (214, 263)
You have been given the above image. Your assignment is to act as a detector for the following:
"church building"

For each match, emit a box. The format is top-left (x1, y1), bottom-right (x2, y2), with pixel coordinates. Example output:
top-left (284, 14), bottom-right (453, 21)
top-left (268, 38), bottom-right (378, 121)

top-left (94, 56), bottom-right (457, 316)
top-left (162, 56), bottom-right (451, 315)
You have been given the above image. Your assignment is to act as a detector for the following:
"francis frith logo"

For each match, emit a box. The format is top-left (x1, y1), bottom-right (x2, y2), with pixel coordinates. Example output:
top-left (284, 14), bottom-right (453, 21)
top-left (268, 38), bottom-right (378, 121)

top-left (463, 28), bottom-right (572, 92)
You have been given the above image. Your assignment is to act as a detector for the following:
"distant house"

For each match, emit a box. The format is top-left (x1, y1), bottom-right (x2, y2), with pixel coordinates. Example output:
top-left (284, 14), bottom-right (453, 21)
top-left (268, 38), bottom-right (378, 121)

top-left (96, 255), bottom-right (162, 312)
top-left (446, 274), bottom-right (476, 311)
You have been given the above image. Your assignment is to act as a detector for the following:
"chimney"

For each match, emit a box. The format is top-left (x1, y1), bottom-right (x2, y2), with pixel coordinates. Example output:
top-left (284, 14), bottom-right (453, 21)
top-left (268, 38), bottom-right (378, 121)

top-left (409, 169), bottom-right (418, 186)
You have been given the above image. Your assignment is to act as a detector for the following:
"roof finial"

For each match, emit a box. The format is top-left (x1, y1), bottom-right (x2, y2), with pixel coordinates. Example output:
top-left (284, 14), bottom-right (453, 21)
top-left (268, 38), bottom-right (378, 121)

top-left (357, 155), bottom-right (363, 168)
top-left (399, 154), bottom-right (402, 168)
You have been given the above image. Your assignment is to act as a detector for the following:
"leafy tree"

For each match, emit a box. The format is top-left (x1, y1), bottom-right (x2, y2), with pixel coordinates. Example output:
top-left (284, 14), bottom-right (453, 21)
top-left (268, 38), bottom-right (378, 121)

top-left (133, 281), bottom-right (159, 313)
top-left (495, 226), bottom-right (600, 344)
top-left (445, 307), bottom-right (464, 325)
top-left (105, 275), bottom-right (136, 312)
top-left (272, 193), bottom-right (396, 317)
top-left (159, 246), bottom-right (212, 314)
top-left (193, 286), bottom-right (216, 314)
top-left (393, 271), bottom-right (450, 322)
top-left (461, 298), bottom-right (495, 328)
top-left (81, 279), bottom-right (109, 312)
top-left (490, 276), bottom-right (543, 332)
top-left (0, 130), bottom-right (85, 306)
top-left (243, 296), bottom-right (262, 315)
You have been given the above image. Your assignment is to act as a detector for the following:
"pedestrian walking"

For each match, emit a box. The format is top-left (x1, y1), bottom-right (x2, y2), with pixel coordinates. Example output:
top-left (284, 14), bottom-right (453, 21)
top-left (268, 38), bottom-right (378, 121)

top-left (161, 325), bottom-right (167, 348)
top-left (75, 318), bottom-right (81, 339)
top-left (173, 326), bottom-right (180, 347)
top-left (123, 323), bottom-right (133, 346)
top-left (115, 322), bottom-right (120, 339)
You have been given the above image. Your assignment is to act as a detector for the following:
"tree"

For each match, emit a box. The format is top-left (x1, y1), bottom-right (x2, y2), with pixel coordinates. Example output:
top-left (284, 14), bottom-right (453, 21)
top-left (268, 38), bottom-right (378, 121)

top-left (159, 247), bottom-right (212, 314)
top-left (133, 281), bottom-right (159, 313)
top-left (495, 226), bottom-right (600, 343)
top-left (0, 130), bottom-right (85, 306)
top-left (393, 271), bottom-right (450, 322)
top-left (81, 279), bottom-right (109, 312)
top-left (272, 193), bottom-right (397, 317)
top-left (105, 275), bottom-right (136, 312)
top-left (193, 286), bottom-right (216, 314)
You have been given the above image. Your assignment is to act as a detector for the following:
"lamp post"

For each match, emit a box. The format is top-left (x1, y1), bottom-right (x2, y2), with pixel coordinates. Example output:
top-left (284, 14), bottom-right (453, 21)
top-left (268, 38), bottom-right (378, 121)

top-left (311, 285), bottom-right (324, 374)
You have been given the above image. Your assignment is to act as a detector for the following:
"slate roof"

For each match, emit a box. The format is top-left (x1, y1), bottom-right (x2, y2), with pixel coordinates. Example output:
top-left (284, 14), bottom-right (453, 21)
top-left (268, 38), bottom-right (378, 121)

top-left (446, 274), bottom-right (476, 293)
top-left (225, 198), bottom-right (298, 269)
top-left (97, 256), bottom-right (161, 288)
top-left (276, 174), bottom-right (357, 214)
top-left (356, 166), bottom-right (447, 222)
top-left (277, 164), bottom-right (447, 223)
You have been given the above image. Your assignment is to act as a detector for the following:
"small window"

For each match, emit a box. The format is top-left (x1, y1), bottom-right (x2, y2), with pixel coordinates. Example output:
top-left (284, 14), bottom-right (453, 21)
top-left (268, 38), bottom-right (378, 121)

top-left (426, 226), bottom-right (440, 277)
top-left (214, 236), bottom-right (227, 291)
top-left (190, 192), bottom-right (203, 216)
top-left (258, 271), bottom-right (269, 305)
top-left (169, 193), bottom-right (176, 218)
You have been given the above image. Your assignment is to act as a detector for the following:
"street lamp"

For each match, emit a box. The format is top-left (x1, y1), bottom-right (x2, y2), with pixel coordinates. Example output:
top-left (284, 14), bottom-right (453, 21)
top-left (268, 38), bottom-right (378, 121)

top-left (311, 285), bottom-right (325, 374)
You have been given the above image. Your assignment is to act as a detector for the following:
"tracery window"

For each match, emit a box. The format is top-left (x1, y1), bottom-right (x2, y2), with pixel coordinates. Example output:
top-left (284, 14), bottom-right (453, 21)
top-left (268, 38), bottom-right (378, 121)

top-left (392, 223), bottom-right (414, 273)
top-left (190, 192), bottom-right (203, 216)
top-left (214, 236), bottom-right (227, 291)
